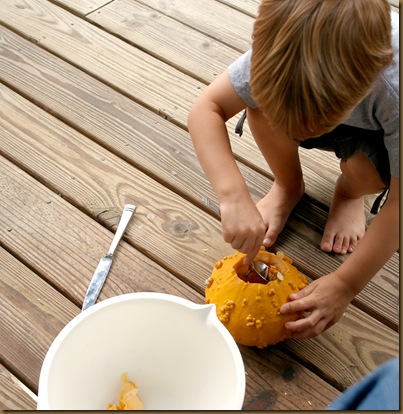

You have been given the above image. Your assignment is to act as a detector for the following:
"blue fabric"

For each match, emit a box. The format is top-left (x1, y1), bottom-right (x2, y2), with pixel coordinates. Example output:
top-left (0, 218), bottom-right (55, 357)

top-left (327, 358), bottom-right (399, 410)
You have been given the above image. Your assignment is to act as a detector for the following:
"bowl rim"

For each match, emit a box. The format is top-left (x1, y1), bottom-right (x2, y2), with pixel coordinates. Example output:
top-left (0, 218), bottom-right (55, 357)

top-left (37, 292), bottom-right (246, 409)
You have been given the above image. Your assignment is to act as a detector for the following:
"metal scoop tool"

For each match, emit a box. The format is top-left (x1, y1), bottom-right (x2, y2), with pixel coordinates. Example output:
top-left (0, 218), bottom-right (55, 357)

top-left (82, 204), bottom-right (136, 311)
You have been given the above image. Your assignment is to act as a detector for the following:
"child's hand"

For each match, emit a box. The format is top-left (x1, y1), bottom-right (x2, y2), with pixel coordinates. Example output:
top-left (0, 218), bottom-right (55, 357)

top-left (279, 273), bottom-right (355, 339)
top-left (220, 197), bottom-right (267, 265)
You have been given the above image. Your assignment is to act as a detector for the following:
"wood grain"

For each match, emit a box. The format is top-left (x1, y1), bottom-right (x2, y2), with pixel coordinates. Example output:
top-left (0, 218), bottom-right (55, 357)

top-left (128, 0), bottom-right (254, 52)
top-left (0, 363), bottom-right (37, 410)
top-left (0, 246), bottom-right (79, 392)
top-left (0, 87), bottom-right (398, 391)
top-left (0, 80), bottom-right (398, 330)
top-left (0, 0), bottom-right (370, 213)
top-left (0, 0), bottom-right (203, 125)
top-left (51, 0), bottom-right (111, 15)
top-left (0, 0), bottom-right (399, 409)
top-left (216, 0), bottom-right (260, 17)
top-left (88, 0), bottom-right (239, 84)
top-left (0, 162), bottom-right (342, 410)
top-left (0, 23), bottom-right (340, 213)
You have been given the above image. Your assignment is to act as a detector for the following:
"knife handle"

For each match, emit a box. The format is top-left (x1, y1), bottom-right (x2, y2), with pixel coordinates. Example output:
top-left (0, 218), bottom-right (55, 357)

top-left (107, 204), bottom-right (136, 256)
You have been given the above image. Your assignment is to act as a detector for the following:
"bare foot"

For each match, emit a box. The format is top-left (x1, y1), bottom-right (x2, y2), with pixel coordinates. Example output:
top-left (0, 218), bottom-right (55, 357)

top-left (321, 176), bottom-right (366, 254)
top-left (256, 181), bottom-right (305, 247)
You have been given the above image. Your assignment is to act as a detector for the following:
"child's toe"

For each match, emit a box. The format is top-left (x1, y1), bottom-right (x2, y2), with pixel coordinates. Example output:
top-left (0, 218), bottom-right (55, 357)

top-left (332, 234), bottom-right (347, 254)
top-left (320, 233), bottom-right (334, 253)
top-left (347, 238), bottom-right (358, 253)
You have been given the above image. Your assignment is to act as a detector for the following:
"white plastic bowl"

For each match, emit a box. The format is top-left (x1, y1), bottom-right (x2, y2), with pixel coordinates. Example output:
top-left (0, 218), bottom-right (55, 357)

top-left (37, 292), bottom-right (245, 410)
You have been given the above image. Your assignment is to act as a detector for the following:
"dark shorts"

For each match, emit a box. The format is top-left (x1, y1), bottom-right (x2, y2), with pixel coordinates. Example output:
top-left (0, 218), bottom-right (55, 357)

top-left (235, 112), bottom-right (390, 213)
top-left (300, 124), bottom-right (391, 187)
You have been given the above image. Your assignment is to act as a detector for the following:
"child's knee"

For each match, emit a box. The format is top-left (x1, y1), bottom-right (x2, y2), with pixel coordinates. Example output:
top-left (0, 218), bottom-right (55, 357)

top-left (341, 152), bottom-right (384, 188)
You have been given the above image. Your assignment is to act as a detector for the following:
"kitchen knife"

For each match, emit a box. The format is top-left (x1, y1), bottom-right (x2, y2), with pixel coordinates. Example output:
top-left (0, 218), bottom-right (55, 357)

top-left (82, 204), bottom-right (136, 311)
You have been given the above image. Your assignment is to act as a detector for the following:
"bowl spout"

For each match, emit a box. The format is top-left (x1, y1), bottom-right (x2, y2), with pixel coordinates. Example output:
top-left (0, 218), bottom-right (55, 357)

top-left (192, 303), bottom-right (217, 321)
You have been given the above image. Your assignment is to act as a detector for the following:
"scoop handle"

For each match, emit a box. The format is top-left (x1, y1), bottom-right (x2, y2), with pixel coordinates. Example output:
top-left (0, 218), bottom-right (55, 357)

top-left (107, 204), bottom-right (136, 256)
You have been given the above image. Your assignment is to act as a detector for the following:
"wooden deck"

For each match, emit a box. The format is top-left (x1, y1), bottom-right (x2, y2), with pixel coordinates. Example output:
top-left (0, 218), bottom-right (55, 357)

top-left (0, 0), bottom-right (399, 410)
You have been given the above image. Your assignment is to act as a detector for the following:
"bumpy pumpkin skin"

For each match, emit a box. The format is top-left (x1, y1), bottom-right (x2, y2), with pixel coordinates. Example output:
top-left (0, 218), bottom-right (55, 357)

top-left (205, 248), bottom-right (309, 348)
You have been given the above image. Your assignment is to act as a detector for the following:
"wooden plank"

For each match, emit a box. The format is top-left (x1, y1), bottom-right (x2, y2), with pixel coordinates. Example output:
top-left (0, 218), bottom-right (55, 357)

top-left (0, 0), bottom-right (399, 409)
top-left (0, 0), bottom-right (204, 127)
top-left (0, 26), bottom-right (398, 327)
top-left (0, 26), bottom-right (218, 208)
top-left (115, 0), bottom-right (254, 52)
top-left (0, 86), bottom-right (398, 389)
top-left (0, 0), bottom-right (358, 214)
top-left (279, 305), bottom-right (399, 389)
top-left (218, 0), bottom-right (399, 17)
top-left (0, 78), bottom-right (398, 329)
top-left (239, 346), bottom-right (340, 410)
top-left (217, 0), bottom-right (259, 17)
top-left (0, 25), bottom-right (337, 238)
top-left (0, 18), bottom-right (340, 215)
top-left (50, 0), bottom-right (112, 15)
top-left (0, 166), bottom-right (340, 410)
top-left (0, 363), bottom-right (37, 410)
top-left (0, 86), bottom-right (235, 292)
top-left (389, 0), bottom-right (399, 9)
top-left (87, 0), bottom-right (239, 84)
top-left (0, 245), bottom-right (79, 393)
top-left (0, 26), bottom-right (221, 209)
top-left (0, 166), bottom-right (203, 388)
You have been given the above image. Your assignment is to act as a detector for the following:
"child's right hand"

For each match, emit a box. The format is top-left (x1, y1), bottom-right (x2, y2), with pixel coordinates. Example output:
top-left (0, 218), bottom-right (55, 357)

top-left (187, 71), bottom-right (268, 264)
top-left (219, 197), bottom-right (267, 265)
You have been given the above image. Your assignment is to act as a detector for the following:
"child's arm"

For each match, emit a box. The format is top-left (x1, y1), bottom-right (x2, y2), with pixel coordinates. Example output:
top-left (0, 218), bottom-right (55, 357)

top-left (280, 176), bottom-right (399, 338)
top-left (188, 72), bottom-right (267, 263)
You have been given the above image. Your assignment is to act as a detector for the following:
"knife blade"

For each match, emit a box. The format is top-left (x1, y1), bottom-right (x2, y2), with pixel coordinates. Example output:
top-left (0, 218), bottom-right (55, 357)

top-left (82, 204), bottom-right (136, 311)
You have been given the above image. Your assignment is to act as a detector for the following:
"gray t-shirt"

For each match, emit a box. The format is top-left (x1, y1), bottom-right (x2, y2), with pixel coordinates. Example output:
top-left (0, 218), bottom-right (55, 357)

top-left (228, 11), bottom-right (399, 178)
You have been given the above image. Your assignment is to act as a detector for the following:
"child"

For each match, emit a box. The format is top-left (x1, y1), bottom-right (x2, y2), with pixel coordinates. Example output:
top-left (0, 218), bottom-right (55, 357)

top-left (188, 0), bottom-right (399, 339)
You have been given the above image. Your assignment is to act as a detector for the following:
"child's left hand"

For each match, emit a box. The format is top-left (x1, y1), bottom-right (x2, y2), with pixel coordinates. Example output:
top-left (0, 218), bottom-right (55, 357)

top-left (279, 273), bottom-right (355, 339)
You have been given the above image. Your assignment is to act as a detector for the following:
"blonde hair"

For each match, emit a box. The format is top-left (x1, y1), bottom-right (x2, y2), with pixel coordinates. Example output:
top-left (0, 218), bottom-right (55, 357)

top-left (250, 0), bottom-right (393, 138)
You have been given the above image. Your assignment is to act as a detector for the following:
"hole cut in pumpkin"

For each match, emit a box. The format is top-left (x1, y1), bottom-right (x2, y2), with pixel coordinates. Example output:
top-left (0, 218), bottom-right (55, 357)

top-left (234, 253), bottom-right (289, 284)
top-left (206, 248), bottom-right (309, 347)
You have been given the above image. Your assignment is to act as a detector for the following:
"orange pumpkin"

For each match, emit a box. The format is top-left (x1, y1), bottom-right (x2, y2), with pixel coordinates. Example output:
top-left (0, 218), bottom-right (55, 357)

top-left (205, 248), bottom-right (309, 348)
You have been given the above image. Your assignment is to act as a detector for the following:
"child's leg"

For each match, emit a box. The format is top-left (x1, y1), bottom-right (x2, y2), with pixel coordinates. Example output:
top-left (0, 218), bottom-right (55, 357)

top-left (246, 108), bottom-right (305, 247)
top-left (322, 151), bottom-right (386, 254)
